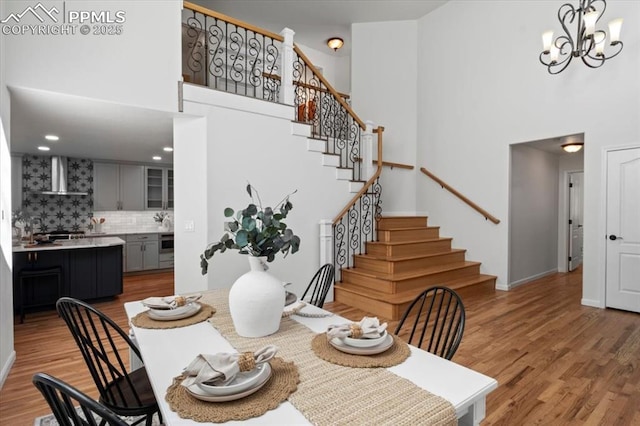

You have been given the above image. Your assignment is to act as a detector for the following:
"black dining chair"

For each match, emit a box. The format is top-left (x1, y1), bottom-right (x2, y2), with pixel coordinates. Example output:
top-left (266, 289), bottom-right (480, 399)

top-left (394, 286), bottom-right (466, 360)
top-left (301, 263), bottom-right (335, 308)
top-left (33, 372), bottom-right (128, 426)
top-left (56, 297), bottom-right (161, 426)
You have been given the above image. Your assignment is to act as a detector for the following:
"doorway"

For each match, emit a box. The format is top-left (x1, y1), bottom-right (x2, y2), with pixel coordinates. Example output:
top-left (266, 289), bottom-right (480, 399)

top-left (568, 172), bottom-right (584, 271)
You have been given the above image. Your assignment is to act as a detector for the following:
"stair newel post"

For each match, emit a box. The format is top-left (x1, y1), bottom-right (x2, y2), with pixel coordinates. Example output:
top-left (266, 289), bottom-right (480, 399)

top-left (319, 220), bottom-right (335, 295)
top-left (362, 121), bottom-right (375, 182)
top-left (279, 27), bottom-right (295, 105)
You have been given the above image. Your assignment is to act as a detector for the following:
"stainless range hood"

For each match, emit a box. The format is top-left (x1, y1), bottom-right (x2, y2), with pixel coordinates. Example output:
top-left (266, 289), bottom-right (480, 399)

top-left (40, 156), bottom-right (89, 196)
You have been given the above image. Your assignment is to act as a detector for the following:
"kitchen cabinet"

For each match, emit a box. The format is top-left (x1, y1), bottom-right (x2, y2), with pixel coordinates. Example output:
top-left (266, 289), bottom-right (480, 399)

top-left (12, 244), bottom-right (123, 314)
top-left (94, 162), bottom-right (145, 211)
top-left (13, 250), bottom-right (65, 311)
top-left (159, 252), bottom-right (174, 269)
top-left (145, 167), bottom-right (174, 210)
top-left (126, 233), bottom-right (159, 272)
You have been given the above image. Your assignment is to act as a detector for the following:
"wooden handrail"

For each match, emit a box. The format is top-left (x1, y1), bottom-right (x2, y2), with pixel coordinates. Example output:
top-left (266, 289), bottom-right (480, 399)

top-left (374, 160), bottom-right (413, 170)
top-left (262, 73), bottom-right (350, 99)
top-left (293, 44), bottom-right (366, 130)
top-left (333, 127), bottom-right (384, 224)
top-left (183, 1), bottom-right (284, 42)
top-left (420, 167), bottom-right (500, 224)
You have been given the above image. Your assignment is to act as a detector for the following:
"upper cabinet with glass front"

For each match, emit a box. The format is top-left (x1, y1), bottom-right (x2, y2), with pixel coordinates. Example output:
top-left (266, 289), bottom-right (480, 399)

top-left (145, 167), bottom-right (174, 210)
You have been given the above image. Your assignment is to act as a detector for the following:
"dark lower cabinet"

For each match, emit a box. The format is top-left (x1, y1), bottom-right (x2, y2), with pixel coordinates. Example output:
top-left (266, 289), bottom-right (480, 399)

top-left (13, 245), bottom-right (124, 315)
top-left (13, 250), bottom-right (65, 313)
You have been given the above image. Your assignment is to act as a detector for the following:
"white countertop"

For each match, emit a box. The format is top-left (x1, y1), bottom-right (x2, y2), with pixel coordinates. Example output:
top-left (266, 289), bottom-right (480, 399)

top-left (87, 229), bottom-right (174, 237)
top-left (13, 237), bottom-right (125, 252)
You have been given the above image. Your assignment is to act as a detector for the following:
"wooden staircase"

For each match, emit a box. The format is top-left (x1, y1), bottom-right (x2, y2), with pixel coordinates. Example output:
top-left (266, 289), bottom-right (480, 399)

top-left (333, 216), bottom-right (496, 320)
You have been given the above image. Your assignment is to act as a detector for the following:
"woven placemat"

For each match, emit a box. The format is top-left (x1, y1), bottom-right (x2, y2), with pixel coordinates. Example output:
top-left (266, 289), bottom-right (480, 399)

top-left (164, 357), bottom-right (298, 423)
top-left (203, 290), bottom-right (457, 426)
top-left (131, 303), bottom-right (216, 329)
top-left (311, 333), bottom-right (410, 368)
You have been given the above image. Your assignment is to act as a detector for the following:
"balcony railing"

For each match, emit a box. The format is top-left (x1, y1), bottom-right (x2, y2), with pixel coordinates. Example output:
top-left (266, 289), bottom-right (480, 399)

top-left (182, 1), bottom-right (283, 102)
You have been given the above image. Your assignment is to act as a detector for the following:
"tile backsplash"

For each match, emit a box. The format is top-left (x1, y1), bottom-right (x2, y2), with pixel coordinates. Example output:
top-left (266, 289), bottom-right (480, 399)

top-left (22, 155), bottom-right (93, 232)
top-left (91, 210), bottom-right (174, 234)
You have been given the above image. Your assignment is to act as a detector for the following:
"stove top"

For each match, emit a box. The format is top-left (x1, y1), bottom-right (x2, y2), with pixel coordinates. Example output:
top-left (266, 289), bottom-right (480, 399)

top-left (34, 230), bottom-right (86, 241)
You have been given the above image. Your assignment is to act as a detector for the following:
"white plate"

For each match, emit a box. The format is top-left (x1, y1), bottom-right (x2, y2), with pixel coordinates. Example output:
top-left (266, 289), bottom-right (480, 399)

top-left (330, 333), bottom-right (394, 355)
top-left (142, 294), bottom-right (202, 309)
top-left (147, 303), bottom-right (201, 321)
top-left (196, 363), bottom-right (271, 396)
top-left (186, 364), bottom-right (272, 402)
top-left (344, 330), bottom-right (388, 348)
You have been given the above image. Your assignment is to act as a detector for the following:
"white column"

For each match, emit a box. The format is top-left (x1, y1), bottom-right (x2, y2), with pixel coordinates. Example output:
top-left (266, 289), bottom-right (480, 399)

top-left (319, 219), bottom-right (334, 301)
top-left (280, 28), bottom-right (295, 106)
top-left (362, 120), bottom-right (376, 181)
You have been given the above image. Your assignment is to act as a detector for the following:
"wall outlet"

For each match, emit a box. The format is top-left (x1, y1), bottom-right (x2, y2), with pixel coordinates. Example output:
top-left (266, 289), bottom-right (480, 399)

top-left (185, 220), bottom-right (195, 232)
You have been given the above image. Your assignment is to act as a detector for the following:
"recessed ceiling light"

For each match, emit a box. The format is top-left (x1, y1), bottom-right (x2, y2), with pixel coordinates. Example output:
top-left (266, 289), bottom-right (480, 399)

top-left (152, 156), bottom-right (162, 161)
top-left (38, 146), bottom-right (51, 151)
top-left (163, 147), bottom-right (174, 152)
top-left (45, 135), bottom-right (59, 141)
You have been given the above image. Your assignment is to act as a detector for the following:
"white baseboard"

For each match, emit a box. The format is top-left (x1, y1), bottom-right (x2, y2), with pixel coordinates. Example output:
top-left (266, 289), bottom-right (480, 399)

top-left (495, 283), bottom-right (510, 291)
top-left (0, 350), bottom-right (16, 390)
top-left (581, 298), bottom-right (603, 308)
top-left (508, 269), bottom-right (557, 290)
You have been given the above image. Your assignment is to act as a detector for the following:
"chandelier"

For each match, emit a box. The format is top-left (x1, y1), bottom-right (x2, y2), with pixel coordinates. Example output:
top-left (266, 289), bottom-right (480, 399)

top-left (539, 0), bottom-right (623, 74)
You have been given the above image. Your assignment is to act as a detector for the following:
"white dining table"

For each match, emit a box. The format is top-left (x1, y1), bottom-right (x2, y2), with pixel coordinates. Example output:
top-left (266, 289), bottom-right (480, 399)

top-left (125, 297), bottom-right (497, 426)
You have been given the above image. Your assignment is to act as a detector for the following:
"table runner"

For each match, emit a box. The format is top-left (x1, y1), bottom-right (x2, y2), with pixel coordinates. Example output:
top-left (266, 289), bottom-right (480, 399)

top-left (203, 290), bottom-right (457, 426)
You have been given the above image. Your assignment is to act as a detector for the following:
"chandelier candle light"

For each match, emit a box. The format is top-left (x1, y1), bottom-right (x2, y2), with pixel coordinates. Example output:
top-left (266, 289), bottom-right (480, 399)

top-left (540, 0), bottom-right (623, 74)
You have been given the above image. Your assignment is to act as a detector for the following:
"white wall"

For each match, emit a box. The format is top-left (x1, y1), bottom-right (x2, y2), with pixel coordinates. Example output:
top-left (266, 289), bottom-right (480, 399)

top-left (412, 0), bottom-right (640, 302)
top-left (351, 21), bottom-right (418, 216)
top-left (176, 86), bottom-right (358, 298)
top-left (0, 0), bottom-right (16, 388)
top-left (509, 145), bottom-right (559, 287)
top-left (3, 0), bottom-right (182, 113)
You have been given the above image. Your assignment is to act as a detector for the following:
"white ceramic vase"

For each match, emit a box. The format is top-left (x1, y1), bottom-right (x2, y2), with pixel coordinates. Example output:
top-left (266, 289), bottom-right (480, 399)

top-left (228, 256), bottom-right (285, 337)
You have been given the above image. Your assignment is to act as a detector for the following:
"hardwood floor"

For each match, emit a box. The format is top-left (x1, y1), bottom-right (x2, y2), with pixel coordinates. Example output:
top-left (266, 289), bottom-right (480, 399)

top-left (1, 267), bottom-right (639, 425)
top-left (0, 271), bottom-right (174, 425)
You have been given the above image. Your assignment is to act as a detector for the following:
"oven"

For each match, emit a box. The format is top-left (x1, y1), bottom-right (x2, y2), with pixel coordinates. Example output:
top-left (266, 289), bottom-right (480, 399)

top-left (159, 233), bottom-right (174, 254)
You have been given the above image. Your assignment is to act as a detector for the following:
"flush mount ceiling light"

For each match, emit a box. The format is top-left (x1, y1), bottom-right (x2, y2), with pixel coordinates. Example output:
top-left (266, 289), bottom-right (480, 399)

top-left (327, 37), bottom-right (344, 51)
top-left (163, 147), bottom-right (174, 152)
top-left (152, 156), bottom-right (162, 161)
top-left (562, 142), bottom-right (584, 153)
top-left (38, 146), bottom-right (51, 151)
top-left (540, 0), bottom-right (624, 74)
top-left (45, 134), bottom-right (59, 141)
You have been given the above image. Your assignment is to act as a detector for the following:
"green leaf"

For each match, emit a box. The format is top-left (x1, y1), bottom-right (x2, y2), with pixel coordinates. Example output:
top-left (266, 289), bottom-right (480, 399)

top-left (245, 204), bottom-right (258, 216)
top-left (242, 217), bottom-right (256, 231)
top-left (246, 184), bottom-right (252, 197)
top-left (224, 207), bottom-right (234, 217)
top-left (236, 230), bottom-right (249, 247)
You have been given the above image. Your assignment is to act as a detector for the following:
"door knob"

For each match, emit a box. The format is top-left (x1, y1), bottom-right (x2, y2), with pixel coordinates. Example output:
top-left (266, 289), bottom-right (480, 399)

top-left (609, 235), bottom-right (623, 240)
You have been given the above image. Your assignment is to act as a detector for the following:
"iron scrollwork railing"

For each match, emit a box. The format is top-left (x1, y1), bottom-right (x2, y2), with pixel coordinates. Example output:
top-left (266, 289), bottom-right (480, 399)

top-left (293, 46), bottom-right (365, 182)
top-left (182, 2), bottom-right (282, 102)
top-left (333, 128), bottom-right (385, 282)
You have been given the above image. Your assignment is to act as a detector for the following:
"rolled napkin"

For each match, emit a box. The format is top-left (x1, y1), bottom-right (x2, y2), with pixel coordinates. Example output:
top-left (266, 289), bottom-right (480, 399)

top-left (327, 316), bottom-right (388, 339)
top-left (181, 345), bottom-right (278, 388)
top-left (141, 293), bottom-right (202, 309)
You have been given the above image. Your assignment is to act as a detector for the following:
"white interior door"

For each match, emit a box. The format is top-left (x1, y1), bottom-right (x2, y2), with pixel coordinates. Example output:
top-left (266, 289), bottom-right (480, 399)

top-left (605, 147), bottom-right (640, 313)
top-left (568, 172), bottom-right (584, 271)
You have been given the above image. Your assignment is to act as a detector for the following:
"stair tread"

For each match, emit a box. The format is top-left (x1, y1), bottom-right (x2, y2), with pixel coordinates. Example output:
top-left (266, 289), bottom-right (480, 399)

top-left (380, 216), bottom-right (428, 219)
top-left (356, 248), bottom-right (465, 262)
top-left (342, 260), bottom-right (481, 281)
top-left (368, 237), bottom-right (452, 246)
top-left (379, 226), bottom-right (440, 231)
top-left (336, 274), bottom-right (495, 303)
